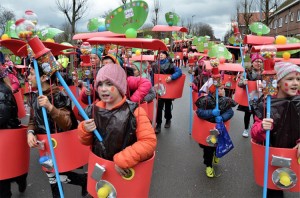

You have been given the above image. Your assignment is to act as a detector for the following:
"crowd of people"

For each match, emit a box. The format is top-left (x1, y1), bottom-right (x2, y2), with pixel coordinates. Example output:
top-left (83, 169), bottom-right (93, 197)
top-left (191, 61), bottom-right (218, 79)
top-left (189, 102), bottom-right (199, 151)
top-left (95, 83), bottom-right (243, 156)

top-left (0, 37), bottom-right (299, 198)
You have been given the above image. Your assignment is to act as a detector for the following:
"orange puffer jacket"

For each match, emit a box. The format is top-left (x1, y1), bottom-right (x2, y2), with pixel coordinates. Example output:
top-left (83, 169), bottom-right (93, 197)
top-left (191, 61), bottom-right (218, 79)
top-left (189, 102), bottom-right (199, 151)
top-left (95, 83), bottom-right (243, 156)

top-left (78, 97), bottom-right (156, 169)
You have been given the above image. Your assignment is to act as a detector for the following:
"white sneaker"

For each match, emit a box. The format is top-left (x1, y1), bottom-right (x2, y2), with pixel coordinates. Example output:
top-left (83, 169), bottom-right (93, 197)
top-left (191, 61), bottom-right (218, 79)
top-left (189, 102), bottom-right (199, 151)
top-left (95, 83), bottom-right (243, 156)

top-left (242, 129), bottom-right (249, 138)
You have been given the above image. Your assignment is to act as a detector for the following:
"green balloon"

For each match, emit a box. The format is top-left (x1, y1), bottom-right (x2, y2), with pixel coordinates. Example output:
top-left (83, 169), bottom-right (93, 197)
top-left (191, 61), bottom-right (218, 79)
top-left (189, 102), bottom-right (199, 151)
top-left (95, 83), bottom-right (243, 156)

top-left (125, 28), bottom-right (137, 38)
top-left (208, 44), bottom-right (232, 59)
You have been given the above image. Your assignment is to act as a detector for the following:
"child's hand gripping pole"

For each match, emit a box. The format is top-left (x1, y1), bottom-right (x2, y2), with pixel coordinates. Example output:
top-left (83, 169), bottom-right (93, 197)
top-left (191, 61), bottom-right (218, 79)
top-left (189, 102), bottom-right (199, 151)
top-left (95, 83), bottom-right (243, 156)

top-left (260, 46), bottom-right (277, 198)
top-left (33, 59), bottom-right (65, 198)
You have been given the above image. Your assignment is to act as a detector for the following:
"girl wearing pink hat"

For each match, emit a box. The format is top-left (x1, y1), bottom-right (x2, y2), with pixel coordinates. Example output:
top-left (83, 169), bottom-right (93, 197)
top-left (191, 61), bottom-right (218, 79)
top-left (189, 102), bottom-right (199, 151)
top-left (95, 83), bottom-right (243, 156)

top-left (237, 53), bottom-right (264, 138)
top-left (251, 62), bottom-right (300, 197)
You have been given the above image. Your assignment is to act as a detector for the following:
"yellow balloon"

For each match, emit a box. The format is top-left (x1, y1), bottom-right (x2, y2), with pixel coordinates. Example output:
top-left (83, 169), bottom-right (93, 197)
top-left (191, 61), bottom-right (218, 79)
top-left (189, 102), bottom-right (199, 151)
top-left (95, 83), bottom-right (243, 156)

top-left (275, 35), bottom-right (287, 45)
top-left (1, 34), bottom-right (10, 40)
top-left (45, 38), bottom-right (55, 43)
top-left (282, 51), bottom-right (291, 60)
top-left (135, 50), bottom-right (141, 56)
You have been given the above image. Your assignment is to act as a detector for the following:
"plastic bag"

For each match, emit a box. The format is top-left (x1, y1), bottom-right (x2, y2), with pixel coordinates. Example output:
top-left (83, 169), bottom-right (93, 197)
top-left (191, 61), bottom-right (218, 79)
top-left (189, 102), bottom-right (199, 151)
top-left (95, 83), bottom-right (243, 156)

top-left (215, 122), bottom-right (234, 158)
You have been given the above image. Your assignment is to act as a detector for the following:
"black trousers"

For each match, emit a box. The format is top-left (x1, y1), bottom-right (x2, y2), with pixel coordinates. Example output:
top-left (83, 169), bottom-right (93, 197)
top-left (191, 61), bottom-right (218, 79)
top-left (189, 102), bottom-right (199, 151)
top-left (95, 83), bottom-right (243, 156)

top-left (156, 99), bottom-right (173, 126)
top-left (0, 173), bottom-right (27, 198)
top-left (47, 171), bottom-right (87, 198)
top-left (199, 144), bottom-right (216, 167)
top-left (267, 189), bottom-right (284, 198)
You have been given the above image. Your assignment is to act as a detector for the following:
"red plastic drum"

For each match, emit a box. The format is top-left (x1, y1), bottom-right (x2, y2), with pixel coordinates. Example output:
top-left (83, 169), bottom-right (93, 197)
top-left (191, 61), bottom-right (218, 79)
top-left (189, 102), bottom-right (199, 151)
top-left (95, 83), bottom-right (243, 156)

top-left (147, 101), bottom-right (154, 122)
top-left (0, 127), bottom-right (30, 180)
top-left (234, 80), bottom-right (257, 106)
top-left (87, 151), bottom-right (155, 197)
top-left (37, 129), bottom-right (90, 173)
top-left (192, 91), bottom-right (198, 111)
top-left (223, 74), bottom-right (238, 90)
top-left (154, 74), bottom-right (186, 99)
top-left (174, 52), bottom-right (183, 60)
top-left (191, 113), bottom-right (231, 146)
top-left (251, 140), bottom-right (300, 192)
top-left (14, 90), bottom-right (26, 119)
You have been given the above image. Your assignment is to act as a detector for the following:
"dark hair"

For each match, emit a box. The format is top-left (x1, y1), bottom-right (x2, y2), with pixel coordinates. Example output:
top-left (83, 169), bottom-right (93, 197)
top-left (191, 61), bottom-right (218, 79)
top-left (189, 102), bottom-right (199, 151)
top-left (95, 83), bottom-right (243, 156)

top-left (102, 56), bottom-right (116, 64)
top-left (160, 51), bottom-right (169, 57)
top-left (30, 63), bottom-right (57, 84)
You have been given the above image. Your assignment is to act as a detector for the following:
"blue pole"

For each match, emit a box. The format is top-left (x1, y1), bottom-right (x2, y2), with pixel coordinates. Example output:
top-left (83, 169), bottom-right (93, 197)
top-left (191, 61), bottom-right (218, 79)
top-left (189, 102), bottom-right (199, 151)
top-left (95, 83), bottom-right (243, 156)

top-left (86, 78), bottom-right (91, 105)
top-left (263, 95), bottom-right (271, 198)
top-left (216, 87), bottom-right (219, 111)
top-left (189, 73), bottom-right (193, 135)
top-left (33, 60), bottom-right (64, 198)
top-left (239, 43), bottom-right (251, 111)
top-left (56, 72), bottom-right (103, 142)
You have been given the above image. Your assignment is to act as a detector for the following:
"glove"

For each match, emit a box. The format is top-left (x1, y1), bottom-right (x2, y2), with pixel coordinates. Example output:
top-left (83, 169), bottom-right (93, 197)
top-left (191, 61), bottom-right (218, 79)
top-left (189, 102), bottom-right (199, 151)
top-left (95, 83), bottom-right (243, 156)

top-left (215, 116), bottom-right (223, 123)
top-left (212, 109), bottom-right (220, 117)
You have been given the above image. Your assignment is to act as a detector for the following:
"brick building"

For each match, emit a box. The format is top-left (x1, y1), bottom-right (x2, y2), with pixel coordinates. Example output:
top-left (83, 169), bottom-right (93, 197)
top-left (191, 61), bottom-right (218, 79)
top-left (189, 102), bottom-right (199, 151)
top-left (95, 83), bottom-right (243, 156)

top-left (268, 0), bottom-right (300, 37)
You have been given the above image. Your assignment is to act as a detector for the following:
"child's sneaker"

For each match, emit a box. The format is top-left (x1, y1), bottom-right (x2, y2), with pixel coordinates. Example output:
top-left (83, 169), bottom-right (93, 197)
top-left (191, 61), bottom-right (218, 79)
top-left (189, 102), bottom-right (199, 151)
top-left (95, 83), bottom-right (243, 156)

top-left (206, 167), bottom-right (215, 178)
top-left (213, 155), bottom-right (220, 164)
top-left (242, 129), bottom-right (249, 138)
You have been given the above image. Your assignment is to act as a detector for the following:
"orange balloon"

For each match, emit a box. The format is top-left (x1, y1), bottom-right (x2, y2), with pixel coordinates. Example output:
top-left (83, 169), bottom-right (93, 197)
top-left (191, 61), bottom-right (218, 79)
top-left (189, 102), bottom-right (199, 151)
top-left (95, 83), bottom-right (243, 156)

top-left (282, 51), bottom-right (290, 60)
top-left (1, 34), bottom-right (10, 40)
top-left (275, 35), bottom-right (287, 45)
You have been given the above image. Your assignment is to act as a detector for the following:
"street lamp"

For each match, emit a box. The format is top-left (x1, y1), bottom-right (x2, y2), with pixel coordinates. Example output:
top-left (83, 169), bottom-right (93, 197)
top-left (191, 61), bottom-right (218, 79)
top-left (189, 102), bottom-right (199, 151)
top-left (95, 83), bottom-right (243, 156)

top-left (191, 15), bottom-right (196, 34)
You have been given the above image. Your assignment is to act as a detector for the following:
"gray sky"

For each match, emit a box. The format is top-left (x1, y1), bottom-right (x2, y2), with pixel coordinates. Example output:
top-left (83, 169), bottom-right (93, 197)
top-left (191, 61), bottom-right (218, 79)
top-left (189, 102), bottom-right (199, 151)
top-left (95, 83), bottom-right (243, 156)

top-left (1, 0), bottom-right (238, 39)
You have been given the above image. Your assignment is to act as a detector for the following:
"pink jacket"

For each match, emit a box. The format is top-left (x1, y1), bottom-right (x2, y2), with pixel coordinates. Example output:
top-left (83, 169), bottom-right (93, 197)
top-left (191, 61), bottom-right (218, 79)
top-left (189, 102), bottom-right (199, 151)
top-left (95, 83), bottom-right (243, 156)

top-left (80, 76), bottom-right (152, 104)
top-left (250, 116), bottom-right (266, 143)
top-left (126, 76), bottom-right (151, 103)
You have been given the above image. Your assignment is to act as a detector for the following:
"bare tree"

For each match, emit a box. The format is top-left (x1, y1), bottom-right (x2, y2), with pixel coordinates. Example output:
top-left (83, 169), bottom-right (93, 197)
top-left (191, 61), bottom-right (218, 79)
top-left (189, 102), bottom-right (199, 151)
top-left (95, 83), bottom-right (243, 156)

top-left (0, 6), bottom-right (15, 35)
top-left (54, 21), bottom-right (72, 43)
top-left (56, 0), bottom-right (88, 38)
top-left (238, 0), bottom-right (255, 35)
top-left (186, 18), bottom-right (192, 35)
top-left (193, 22), bottom-right (214, 39)
top-left (121, 0), bottom-right (127, 4)
top-left (151, 0), bottom-right (161, 26)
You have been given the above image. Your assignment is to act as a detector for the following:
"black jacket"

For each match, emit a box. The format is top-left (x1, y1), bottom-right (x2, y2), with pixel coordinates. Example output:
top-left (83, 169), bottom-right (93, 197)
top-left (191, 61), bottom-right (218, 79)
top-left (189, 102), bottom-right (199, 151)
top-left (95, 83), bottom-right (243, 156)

top-left (0, 81), bottom-right (20, 129)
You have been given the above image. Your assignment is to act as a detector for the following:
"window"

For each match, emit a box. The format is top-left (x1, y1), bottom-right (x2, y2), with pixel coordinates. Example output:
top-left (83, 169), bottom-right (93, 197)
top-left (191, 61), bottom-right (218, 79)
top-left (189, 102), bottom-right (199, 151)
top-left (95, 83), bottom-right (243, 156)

top-left (274, 20), bottom-right (277, 29)
top-left (297, 10), bottom-right (300, 21)
top-left (285, 15), bottom-right (288, 23)
top-left (278, 18), bottom-right (283, 27)
top-left (291, 12), bottom-right (294, 21)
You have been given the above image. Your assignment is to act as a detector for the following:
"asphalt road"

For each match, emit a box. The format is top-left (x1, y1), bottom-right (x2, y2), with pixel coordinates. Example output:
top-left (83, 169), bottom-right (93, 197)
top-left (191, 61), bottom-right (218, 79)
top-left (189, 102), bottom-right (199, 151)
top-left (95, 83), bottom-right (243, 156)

top-left (12, 67), bottom-right (299, 198)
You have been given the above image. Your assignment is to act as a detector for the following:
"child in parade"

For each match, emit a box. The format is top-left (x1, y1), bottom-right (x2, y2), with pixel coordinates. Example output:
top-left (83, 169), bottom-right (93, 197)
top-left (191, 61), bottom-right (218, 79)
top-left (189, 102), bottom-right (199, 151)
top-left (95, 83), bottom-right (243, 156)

top-left (195, 79), bottom-right (237, 177)
top-left (26, 64), bottom-right (88, 198)
top-left (151, 51), bottom-right (182, 134)
top-left (78, 63), bottom-right (156, 177)
top-left (0, 66), bottom-right (27, 198)
top-left (251, 62), bottom-right (300, 198)
top-left (237, 53), bottom-right (264, 138)
top-left (80, 56), bottom-right (153, 104)
top-left (191, 57), bottom-right (210, 94)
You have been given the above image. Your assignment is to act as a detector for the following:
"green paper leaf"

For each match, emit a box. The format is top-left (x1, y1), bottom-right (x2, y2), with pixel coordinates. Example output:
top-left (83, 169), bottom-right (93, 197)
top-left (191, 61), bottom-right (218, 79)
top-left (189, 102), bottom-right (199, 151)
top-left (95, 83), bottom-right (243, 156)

top-left (228, 36), bottom-right (242, 45)
top-left (36, 28), bottom-right (64, 40)
top-left (249, 22), bottom-right (270, 35)
top-left (208, 44), bottom-right (232, 59)
top-left (165, 12), bottom-right (180, 26)
top-left (4, 20), bottom-right (18, 38)
top-left (105, 1), bottom-right (149, 34)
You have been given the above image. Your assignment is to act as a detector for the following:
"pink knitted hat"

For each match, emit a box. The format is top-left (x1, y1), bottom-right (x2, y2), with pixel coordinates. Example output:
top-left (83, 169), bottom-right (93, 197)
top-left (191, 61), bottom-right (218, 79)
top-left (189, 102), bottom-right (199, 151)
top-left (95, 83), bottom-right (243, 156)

top-left (275, 62), bottom-right (300, 82)
top-left (95, 63), bottom-right (127, 95)
top-left (251, 53), bottom-right (264, 63)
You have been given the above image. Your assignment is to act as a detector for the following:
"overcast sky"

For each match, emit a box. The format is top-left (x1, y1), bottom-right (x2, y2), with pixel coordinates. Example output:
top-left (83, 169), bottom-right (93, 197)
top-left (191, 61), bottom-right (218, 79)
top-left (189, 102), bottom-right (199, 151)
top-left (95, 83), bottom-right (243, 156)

top-left (1, 0), bottom-right (238, 39)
